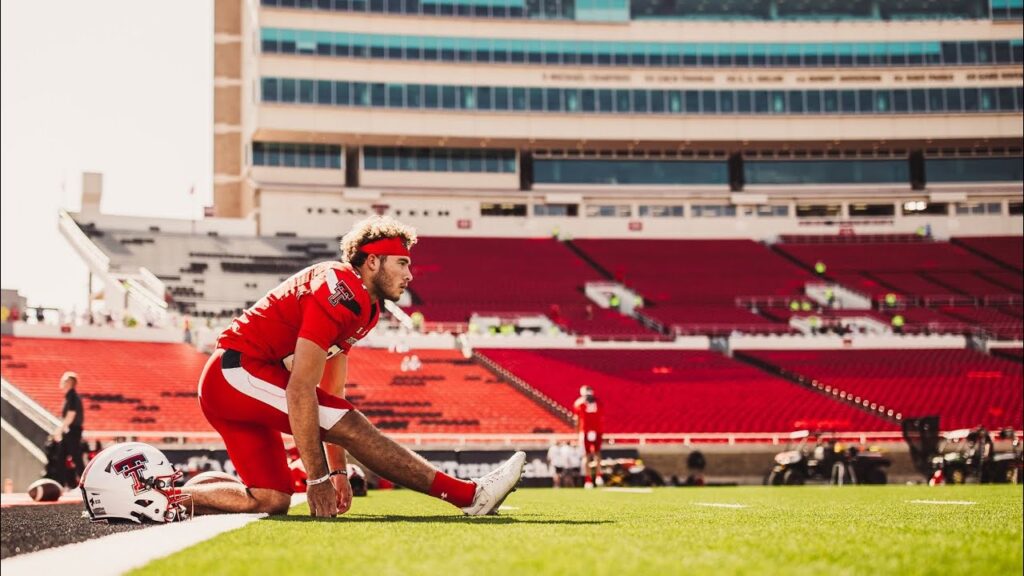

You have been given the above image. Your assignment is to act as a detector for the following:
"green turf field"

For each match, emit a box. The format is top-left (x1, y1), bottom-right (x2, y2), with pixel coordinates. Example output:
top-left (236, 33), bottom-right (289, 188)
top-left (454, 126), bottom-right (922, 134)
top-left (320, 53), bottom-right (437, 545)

top-left (134, 485), bottom-right (1023, 576)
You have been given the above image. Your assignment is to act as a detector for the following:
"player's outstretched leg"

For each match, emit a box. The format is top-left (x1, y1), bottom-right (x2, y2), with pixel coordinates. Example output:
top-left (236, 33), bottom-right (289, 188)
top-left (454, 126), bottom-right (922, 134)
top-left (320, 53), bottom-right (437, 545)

top-left (327, 410), bottom-right (525, 515)
top-left (181, 473), bottom-right (291, 515)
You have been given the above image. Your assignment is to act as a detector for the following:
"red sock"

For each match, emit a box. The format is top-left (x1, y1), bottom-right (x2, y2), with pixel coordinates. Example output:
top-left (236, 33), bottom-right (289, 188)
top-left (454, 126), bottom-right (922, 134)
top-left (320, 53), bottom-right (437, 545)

top-left (429, 472), bottom-right (476, 507)
top-left (585, 476), bottom-right (593, 484)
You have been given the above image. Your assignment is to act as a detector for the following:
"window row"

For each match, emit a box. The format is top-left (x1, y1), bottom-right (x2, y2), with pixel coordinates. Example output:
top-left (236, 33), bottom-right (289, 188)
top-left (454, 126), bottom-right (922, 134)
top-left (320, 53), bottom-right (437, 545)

top-left (481, 201), bottom-right (1021, 218)
top-left (535, 159), bottom-right (727, 185)
top-left (260, 0), bottom-right (1007, 22)
top-left (252, 142), bottom-right (343, 169)
top-left (534, 157), bottom-right (1021, 185)
top-left (363, 146), bottom-right (517, 173)
top-left (263, 28), bottom-right (1024, 68)
top-left (261, 77), bottom-right (1024, 115)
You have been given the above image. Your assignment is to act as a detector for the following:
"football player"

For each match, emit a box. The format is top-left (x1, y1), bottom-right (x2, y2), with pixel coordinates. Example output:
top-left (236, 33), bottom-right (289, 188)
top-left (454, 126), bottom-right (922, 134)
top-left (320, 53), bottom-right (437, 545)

top-left (574, 385), bottom-right (604, 488)
top-left (187, 216), bottom-right (524, 518)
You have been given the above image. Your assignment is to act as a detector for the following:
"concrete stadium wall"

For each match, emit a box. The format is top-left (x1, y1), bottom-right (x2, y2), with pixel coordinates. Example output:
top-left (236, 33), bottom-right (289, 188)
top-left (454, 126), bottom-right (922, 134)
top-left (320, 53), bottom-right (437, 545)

top-left (638, 442), bottom-right (921, 486)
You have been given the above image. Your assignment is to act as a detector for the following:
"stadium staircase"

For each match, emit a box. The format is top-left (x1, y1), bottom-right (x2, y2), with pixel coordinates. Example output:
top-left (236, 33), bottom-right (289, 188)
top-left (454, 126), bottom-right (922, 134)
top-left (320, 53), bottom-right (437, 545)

top-left (345, 349), bottom-right (571, 435)
top-left (741, 349), bottom-right (1023, 431)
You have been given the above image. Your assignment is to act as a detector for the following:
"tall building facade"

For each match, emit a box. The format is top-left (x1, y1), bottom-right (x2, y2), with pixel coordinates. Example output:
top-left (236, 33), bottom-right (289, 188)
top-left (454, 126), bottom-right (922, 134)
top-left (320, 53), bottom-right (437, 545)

top-left (214, 0), bottom-right (1023, 238)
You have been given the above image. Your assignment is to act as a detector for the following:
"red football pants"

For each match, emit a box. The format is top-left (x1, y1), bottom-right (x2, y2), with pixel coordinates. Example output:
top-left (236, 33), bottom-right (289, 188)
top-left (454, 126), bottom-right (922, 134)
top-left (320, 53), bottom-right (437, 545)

top-left (198, 348), bottom-right (353, 494)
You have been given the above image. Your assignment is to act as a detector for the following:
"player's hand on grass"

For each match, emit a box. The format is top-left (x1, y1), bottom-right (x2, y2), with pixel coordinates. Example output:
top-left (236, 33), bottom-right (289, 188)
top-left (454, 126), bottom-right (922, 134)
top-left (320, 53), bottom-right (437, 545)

top-left (307, 481), bottom-right (338, 518)
top-left (333, 474), bottom-right (353, 515)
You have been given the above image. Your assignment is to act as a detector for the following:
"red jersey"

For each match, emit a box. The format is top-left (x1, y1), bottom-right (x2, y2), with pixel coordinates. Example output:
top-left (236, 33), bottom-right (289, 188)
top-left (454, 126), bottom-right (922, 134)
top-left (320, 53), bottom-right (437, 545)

top-left (218, 261), bottom-right (380, 363)
top-left (573, 396), bottom-right (602, 434)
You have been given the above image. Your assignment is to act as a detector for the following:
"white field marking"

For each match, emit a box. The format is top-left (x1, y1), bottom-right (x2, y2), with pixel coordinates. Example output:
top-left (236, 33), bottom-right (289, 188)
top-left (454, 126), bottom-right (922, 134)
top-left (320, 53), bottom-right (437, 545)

top-left (2, 513), bottom-right (267, 576)
top-left (908, 500), bottom-right (976, 506)
top-left (3, 492), bottom-right (309, 575)
top-left (602, 487), bottom-right (653, 494)
top-left (497, 505), bottom-right (519, 511)
top-left (694, 502), bottom-right (749, 509)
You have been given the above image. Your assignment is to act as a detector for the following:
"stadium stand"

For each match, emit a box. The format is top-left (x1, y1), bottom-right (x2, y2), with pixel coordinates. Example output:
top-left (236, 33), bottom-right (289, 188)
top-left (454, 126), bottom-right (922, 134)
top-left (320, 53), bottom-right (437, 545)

top-left (570, 239), bottom-right (810, 334)
top-left (478, 349), bottom-right (895, 433)
top-left (743, 349), bottom-right (1024, 430)
top-left (81, 224), bottom-right (342, 318)
top-left (953, 236), bottom-right (1024, 272)
top-left (405, 237), bottom-right (656, 337)
top-left (346, 349), bottom-right (571, 434)
top-left (1, 338), bottom-right (570, 436)
top-left (1, 336), bottom-right (212, 433)
top-left (776, 239), bottom-right (1012, 298)
top-left (775, 236), bottom-right (1023, 338)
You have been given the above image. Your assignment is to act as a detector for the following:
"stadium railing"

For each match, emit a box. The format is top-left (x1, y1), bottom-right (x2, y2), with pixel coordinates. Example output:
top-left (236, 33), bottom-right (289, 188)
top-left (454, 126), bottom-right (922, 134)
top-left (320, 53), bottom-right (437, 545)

top-left (77, 430), bottom-right (912, 447)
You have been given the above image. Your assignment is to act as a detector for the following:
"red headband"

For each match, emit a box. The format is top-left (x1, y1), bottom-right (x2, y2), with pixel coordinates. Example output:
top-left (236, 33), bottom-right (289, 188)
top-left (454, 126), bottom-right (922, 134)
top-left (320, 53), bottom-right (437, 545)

top-left (360, 237), bottom-right (411, 258)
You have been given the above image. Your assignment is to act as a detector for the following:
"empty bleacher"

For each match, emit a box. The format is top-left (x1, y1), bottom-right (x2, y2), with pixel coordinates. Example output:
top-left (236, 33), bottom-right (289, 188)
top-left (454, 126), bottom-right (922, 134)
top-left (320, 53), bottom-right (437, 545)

top-left (953, 236), bottom-right (1023, 272)
top-left (1, 336), bottom-right (212, 433)
top-left (777, 239), bottom-right (1011, 298)
top-left (776, 236), bottom-right (1023, 338)
top-left (407, 237), bottom-right (655, 337)
top-left (743, 349), bottom-right (1023, 430)
top-left (347, 349), bottom-right (571, 434)
top-left (478, 349), bottom-right (894, 433)
top-left (1, 338), bottom-right (570, 436)
top-left (571, 239), bottom-right (810, 334)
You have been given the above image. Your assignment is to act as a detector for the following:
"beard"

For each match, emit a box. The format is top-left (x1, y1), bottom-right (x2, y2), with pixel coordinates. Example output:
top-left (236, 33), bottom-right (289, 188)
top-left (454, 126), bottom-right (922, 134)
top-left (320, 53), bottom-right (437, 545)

top-left (373, 269), bottom-right (401, 302)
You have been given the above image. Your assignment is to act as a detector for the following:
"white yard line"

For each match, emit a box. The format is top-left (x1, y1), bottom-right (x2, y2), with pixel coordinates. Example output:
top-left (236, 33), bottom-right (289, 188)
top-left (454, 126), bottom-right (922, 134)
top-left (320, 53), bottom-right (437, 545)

top-left (907, 500), bottom-right (976, 506)
top-left (2, 493), bottom-right (311, 575)
top-left (694, 502), bottom-right (749, 509)
top-left (602, 487), bottom-right (653, 494)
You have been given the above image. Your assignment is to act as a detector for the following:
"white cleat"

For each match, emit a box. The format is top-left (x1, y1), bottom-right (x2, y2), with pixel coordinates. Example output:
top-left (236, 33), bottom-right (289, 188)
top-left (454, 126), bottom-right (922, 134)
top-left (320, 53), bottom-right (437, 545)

top-left (462, 451), bottom-right (526, 516)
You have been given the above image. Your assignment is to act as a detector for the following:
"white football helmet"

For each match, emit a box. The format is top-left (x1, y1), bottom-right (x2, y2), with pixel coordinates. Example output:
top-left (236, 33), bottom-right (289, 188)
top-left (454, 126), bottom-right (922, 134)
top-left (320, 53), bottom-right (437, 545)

top-left (80, 442), bottom-right (191, 523)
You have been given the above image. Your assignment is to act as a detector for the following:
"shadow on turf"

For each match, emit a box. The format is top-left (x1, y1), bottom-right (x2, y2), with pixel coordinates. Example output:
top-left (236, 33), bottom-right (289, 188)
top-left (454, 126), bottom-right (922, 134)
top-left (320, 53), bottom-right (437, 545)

top-left (266, 514), bottom-right (612, 525)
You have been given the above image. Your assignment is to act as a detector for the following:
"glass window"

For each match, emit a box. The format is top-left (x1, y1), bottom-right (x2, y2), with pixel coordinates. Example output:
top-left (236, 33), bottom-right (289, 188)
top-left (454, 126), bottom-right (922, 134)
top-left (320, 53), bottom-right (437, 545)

top-left (387, 84), bottom-right (404, 107)
top-left (805, 91), bottom-right (821, 114)
top-left (316, 80), bottom-right (333, 104)
top-left (534, 159), bottom-right (728, 185)
top-left (849, 203), bottom-right (895, 217)
top-left (262, 78), bottom-right (279, 102)
top-left (745, 159), bottom-right (908, 185)
top-left (926, 157), bottom-right (1024, 183)
top-left (275, 78), bottom-right (295, 103)
top-left (945, 88), bottom-right (962, 111)
top-left (910, 89), bottom-right (927, 112)
top-left (691, 205), bottom-right (736, 218)
top-left (795, 204), bottom-right (841, 218)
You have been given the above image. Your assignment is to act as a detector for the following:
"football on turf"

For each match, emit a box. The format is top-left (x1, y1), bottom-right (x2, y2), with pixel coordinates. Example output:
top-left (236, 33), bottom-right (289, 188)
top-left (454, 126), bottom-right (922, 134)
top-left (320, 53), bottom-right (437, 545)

top-left (27, 478), bottom-right (63, 502)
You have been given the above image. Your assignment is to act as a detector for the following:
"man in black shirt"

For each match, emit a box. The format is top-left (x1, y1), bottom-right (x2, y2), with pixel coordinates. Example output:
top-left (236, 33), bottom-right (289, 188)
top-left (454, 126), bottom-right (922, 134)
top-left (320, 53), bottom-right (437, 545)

top-left (54, 371), bottom-right (85, 489)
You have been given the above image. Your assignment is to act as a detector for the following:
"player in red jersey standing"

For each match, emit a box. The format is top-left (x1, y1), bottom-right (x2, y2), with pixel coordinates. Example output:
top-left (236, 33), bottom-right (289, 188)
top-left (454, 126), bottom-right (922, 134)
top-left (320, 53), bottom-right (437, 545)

top-left (573, 385), bottom-right (604, 489)
top-left (185, 216), bottom-right (524, 518)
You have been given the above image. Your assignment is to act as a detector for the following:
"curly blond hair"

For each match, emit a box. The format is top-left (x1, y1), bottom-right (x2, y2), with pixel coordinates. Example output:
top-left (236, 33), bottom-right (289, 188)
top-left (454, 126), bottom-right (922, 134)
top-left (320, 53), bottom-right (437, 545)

top-left (339, 216), bottom-right (418, 263)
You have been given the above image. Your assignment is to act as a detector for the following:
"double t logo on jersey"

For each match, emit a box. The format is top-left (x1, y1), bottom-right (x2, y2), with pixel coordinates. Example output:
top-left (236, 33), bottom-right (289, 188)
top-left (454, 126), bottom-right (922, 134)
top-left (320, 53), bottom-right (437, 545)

top-left (110, 453), bottom-right (152, 495)
top-left (328, 281), bottom-right (355, 306)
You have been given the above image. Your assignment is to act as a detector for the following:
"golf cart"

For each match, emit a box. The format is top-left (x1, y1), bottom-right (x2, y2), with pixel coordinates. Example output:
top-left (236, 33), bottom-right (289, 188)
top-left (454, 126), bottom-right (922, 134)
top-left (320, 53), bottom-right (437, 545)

top-left (765, 430), bottom-right (890, 486)
top-left (903, 417), bottom-right (1022, 484)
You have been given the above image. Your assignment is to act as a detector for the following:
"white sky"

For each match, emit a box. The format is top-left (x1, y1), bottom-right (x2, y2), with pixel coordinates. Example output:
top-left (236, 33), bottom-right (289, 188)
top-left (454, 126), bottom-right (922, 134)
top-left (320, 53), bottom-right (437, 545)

top-left (0, 1), bottom-right (213, 311)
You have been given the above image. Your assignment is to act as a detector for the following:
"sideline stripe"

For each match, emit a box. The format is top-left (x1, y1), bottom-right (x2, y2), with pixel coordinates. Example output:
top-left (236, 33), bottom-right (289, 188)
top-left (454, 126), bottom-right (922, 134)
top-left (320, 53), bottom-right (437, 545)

top-left (908, 499), bottom-right (976, 506)
top-left (695, 502), bottom-right (749, 509)
top-left (2, 494), bottom-right (310, 575)
top-left (1, 513), bottom-right (266, 576)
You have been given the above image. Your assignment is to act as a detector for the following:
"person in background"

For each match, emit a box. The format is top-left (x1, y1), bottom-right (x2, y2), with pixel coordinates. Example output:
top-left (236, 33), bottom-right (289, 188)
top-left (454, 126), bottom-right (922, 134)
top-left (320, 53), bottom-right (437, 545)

top-left (574, 385), bottom-right (604, 489)
top-left (53, 371), bottom-right (85, 489)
